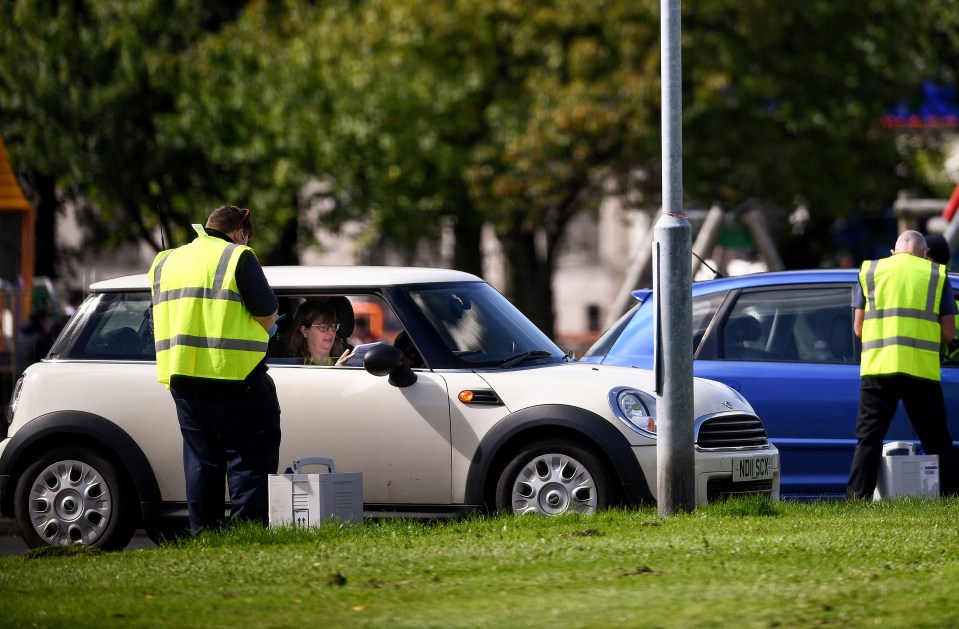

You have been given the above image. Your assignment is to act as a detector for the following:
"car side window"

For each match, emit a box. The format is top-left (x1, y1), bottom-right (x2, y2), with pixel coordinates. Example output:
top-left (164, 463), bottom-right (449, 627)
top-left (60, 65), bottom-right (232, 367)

top-left (722, 287), bottom-right (855, 364)
top-left (68, 292), bottom-right (155, 360)
top-left (267, 294), bottom-right (408, 367)
top-left (692, 293), bottom-right (726, 355)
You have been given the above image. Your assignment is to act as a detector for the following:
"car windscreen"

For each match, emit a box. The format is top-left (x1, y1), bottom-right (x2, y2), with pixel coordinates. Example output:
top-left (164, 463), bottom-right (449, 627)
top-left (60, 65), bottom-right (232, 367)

top-left (406, 283), bottom-right (565, 368)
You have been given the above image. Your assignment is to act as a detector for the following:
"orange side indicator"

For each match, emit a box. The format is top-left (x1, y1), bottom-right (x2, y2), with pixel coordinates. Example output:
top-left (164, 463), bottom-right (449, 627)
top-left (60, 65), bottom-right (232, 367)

top-left (458, 391), bottom-right (475, 403)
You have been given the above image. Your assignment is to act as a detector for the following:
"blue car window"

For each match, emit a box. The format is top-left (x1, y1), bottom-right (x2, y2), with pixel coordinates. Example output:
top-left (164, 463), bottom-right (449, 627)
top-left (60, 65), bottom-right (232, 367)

top-left (692, 293), bottom-right (726, 354)
top-left (723, 287), bottom-right (854, 363)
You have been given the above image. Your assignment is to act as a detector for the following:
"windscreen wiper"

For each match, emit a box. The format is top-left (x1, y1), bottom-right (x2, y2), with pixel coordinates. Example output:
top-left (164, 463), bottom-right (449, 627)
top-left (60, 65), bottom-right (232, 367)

top-left (500, 350), bottom-right (554, 368)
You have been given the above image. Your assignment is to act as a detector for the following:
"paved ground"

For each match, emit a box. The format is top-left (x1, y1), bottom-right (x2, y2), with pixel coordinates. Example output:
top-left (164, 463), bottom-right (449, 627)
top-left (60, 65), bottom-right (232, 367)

top-left (0, 517), bottom-right (156, 556)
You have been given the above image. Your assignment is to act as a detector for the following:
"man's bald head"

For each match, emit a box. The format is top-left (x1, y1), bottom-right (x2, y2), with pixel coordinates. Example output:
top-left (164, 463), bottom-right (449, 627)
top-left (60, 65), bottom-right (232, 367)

top-left (894, 230), bottom-right (928, 257)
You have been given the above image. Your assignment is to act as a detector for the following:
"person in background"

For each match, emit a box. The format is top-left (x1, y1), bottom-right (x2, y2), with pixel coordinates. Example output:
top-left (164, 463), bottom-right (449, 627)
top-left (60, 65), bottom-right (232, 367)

top-left (925, 234), bottom-right (959, 362)
top-left (149, 205), bottom-right (280, 535)
top-left (925, 233), bottom-right (951, 267)
top-left (847, 230), bottom-right (959, 498)
top-left (288, 300), bottom-right (353, 365)
top-left (924, 230), bottom-right (959, 354)
top-left (14, 309), bottom-right (53, 378)
top-left (351, 318), bottom-right (375, 344)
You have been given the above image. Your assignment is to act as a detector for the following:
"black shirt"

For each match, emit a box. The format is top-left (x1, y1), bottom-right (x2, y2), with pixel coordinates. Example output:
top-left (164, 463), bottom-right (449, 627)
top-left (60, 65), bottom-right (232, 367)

top-left (204, 228), bottom-right (278, 317)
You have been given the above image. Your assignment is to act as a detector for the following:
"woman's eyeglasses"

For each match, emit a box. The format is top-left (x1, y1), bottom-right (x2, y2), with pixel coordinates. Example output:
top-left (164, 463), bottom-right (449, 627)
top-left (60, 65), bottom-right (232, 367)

top-left (306, 323), bottom-right (339, 333)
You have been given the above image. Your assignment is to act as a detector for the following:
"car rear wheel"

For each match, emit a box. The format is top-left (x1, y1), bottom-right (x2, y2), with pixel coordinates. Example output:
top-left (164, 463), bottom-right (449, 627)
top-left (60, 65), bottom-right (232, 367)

top-left (14, 445), bottom-right (138, 550)
top-left (495, 438), bottom-right (616, 515)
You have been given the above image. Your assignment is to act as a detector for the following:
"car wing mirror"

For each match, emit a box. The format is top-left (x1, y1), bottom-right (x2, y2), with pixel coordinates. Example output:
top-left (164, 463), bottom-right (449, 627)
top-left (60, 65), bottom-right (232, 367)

top-left (363, 343), bottom-right (417, 388)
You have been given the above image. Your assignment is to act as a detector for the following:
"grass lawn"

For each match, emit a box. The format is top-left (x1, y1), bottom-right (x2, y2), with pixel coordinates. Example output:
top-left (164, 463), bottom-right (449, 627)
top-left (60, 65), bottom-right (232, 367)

top-left (2, 497), bottom-right (958, 627)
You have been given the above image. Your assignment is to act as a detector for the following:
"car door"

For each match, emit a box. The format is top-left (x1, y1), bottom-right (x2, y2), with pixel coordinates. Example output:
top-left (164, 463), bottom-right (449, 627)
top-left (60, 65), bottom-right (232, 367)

top-left (693, 284), bottom-right (862, 498)
top-left (271, 364), bottom-right (454, 505)
top-left (939, 276), bottom-right (959, 458)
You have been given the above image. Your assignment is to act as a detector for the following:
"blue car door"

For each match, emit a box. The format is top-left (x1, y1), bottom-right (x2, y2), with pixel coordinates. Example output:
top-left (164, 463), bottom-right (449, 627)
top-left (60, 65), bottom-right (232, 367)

top-left (694, 284), bottom-right (861, 498)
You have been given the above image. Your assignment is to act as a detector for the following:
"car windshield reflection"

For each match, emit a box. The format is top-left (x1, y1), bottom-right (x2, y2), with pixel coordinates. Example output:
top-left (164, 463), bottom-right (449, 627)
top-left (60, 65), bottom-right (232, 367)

top-left (407, 283), bottom-right (565, 368)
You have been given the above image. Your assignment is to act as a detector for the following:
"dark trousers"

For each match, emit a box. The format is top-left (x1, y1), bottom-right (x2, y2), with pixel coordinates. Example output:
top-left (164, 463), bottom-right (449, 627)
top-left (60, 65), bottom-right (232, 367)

top-left (171, 370), bottom-right (281, 535)
top-left (847, 374), bottom-right (959, 499)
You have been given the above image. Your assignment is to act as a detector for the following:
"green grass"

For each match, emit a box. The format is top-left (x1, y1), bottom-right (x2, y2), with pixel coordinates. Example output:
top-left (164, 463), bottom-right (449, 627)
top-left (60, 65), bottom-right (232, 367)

top-left (3, 497), bottom-right (959, 627)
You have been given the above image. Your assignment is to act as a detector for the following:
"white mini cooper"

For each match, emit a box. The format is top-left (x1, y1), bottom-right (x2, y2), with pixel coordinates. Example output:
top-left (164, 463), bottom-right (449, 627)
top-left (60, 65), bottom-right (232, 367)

top-left (1, 266), bottom-right (780, 549)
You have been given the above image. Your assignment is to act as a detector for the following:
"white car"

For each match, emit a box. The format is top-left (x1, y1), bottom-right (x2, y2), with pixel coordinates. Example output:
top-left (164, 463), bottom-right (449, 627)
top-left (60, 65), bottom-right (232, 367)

top-left (0, 266), bottom-right (780, 549)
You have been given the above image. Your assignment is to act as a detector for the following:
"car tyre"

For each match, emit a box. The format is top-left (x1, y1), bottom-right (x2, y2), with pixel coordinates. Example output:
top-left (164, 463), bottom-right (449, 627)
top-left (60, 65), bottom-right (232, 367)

top-left (495, 438), bottom-right (616, 515)
top-left (14, 445), bottom-right (138, 550)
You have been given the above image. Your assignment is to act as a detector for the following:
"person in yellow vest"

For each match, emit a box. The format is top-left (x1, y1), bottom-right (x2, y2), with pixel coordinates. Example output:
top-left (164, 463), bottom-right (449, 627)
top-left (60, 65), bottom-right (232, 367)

top-left (150, 205), bottom-right (281, 535)
top-left (847, 230), bottom-right (959, 498)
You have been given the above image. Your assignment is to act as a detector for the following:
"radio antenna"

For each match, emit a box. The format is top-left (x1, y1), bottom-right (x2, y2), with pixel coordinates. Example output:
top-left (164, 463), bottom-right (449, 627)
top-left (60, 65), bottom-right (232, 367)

top-left (156, 204), bottom-right (166, 250)
top-left (692, 250), bottom-right (723, 279)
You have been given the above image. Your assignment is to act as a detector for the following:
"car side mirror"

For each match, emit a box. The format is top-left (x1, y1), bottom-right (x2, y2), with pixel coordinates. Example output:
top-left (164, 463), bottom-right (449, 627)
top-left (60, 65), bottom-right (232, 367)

top-left (363, 343), bottom-right (417, 388)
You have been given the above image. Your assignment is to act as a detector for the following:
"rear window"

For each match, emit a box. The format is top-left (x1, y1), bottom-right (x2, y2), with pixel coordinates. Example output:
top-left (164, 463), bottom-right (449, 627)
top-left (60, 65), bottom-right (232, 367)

top-left (56, 292), bottom-right (155, 360)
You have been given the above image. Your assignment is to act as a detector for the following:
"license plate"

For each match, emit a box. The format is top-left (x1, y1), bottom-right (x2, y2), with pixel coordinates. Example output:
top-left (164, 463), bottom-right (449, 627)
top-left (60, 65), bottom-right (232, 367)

top-left (732, 455), bottom-right (773, 482)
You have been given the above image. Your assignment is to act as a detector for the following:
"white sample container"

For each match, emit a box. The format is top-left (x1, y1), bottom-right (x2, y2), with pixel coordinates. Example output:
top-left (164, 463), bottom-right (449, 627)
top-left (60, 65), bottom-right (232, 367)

top-left (269, 457), bottom-right (363, 527)
top-left (874, 441), bottom-right (939, 499)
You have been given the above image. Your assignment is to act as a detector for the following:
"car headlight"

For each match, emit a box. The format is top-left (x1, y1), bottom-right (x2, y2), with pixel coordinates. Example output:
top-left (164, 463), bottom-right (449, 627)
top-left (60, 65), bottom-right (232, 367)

top-left (609, 387), bottom-right (657, 436)
top-left (4, 376), bottom-right (23, 438)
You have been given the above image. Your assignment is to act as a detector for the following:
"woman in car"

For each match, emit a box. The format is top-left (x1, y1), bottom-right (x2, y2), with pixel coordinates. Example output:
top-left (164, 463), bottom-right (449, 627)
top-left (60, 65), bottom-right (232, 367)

top-left (288, 300), bottom-right (353, 365)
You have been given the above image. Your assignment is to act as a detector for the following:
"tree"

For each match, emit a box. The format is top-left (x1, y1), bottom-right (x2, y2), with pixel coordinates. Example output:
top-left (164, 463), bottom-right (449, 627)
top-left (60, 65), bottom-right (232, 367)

top-left (297, 0), bottom-right (954, 330)
top-left (680, 1), bottom-right (954, 267)
top-left (282, 0), bottom-right (661, 335)
top-left (0, 0), bottom-right (293, 276)
top-left (4, 0), bottom-right (958, 337)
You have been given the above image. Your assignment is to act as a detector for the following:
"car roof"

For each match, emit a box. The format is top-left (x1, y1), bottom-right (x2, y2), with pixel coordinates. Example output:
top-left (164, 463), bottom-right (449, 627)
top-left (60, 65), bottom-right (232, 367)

top-left (632, 267), bottom-right (959, 300)
top-left (90, 265), bottom-right (484, 292)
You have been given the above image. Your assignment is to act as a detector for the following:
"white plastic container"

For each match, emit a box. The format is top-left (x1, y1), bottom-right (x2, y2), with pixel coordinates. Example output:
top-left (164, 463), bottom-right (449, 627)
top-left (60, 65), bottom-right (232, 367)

top-left (268, 457), bottom-right (363, 527)
top-left (873, 441), bottom-right (939, 499)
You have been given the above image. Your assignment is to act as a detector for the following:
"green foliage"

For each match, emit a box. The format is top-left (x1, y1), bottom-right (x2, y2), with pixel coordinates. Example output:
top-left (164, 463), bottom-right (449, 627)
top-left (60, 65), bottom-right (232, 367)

top-left (22, 542), bottom-right (101, 560)
top-left (0, 0), bottom-right (251, 252)
top-left (681, 1), bottom-right (957, 266)
top-left (152, 1), bottom-right (315, 256)
top-left (695, 493), bottom-right (783, 517)
top-left (3, 0), bottom-right (959, 321)
top-left (3, 500), bottom-right (959, 627)
top-left (288, 0), bottom-right (663, 329)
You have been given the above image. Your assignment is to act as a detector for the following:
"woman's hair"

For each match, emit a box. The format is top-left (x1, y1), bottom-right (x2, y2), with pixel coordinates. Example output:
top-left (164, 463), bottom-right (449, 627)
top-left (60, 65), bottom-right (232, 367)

top-left (288, 300), bottom-right (345, 359)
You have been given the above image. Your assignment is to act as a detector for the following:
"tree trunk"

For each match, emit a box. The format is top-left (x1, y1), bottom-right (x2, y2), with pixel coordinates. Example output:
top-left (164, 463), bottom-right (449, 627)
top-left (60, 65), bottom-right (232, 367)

top-left (29, 172), bottom-right (58, 279)
top-left (261, 200), bottom-right (300, 266)
top-left (452, 212), bottom-right (483, 277)
top-left (500, 221), bottom-right (556, 338)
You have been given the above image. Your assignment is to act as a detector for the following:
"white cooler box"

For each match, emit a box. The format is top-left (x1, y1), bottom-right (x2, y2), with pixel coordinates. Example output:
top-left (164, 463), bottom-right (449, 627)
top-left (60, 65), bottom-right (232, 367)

top-left (873, 441), bottom-right (939, 500)
top-left (269, 457), bottom-right (363, 527)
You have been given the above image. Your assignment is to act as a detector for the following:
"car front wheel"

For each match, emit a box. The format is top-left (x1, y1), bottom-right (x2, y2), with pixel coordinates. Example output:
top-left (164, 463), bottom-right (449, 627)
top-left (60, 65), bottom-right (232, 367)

top-left (14, 445), bottom-right (138, 550)
top-left (495, 438), bottom-right (616, 515)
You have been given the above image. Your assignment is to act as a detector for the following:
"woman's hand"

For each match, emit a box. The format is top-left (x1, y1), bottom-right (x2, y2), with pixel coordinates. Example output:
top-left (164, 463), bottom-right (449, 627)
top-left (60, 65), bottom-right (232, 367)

top-left (335, 348), bottom-right (354, 366)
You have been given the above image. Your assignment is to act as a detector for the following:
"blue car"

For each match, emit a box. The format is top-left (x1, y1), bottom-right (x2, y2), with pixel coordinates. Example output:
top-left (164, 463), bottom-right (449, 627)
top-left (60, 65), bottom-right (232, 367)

top-left (581, 268), bottom-right (959, 499)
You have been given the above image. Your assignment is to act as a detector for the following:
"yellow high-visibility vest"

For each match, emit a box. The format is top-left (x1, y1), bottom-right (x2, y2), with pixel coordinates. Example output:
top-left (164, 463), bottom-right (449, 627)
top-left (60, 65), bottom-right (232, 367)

top-left (859, 254), bottom-right (945, 381)
top-left (149, 226), bottom-right (268, 385)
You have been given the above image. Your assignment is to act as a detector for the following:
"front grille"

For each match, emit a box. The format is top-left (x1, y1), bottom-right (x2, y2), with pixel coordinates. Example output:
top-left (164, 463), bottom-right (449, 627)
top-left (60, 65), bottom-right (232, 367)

top-left (706, 478), bottom-right (774, 502)
top-left (696, 415), bottom-right (768, 450)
